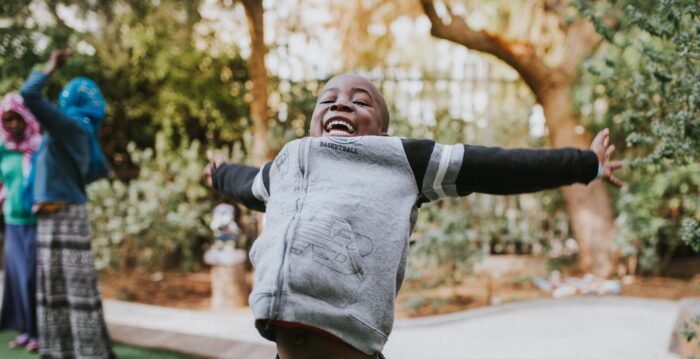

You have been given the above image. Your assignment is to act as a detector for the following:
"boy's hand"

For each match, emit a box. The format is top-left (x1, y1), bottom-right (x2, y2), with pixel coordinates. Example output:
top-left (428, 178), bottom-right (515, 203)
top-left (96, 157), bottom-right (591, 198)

top-left (590, 128), bottom-right (623, 188)
top-left (204, 150), bottom-right (227, 187)
top-left (45, 49), bottom-right (70, 76)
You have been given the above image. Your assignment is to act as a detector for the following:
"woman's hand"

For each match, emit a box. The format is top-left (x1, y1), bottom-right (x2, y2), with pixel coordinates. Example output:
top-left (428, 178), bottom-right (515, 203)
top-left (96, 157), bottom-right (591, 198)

top-left (590, 128), bottom-right (624, 187)
top-left (44, 49), bottom-right (70, 76)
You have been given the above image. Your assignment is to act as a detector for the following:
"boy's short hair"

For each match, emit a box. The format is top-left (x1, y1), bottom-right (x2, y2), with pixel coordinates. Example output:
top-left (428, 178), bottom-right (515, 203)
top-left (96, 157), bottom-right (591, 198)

top-left (376, 94), bottom-right (390, 132)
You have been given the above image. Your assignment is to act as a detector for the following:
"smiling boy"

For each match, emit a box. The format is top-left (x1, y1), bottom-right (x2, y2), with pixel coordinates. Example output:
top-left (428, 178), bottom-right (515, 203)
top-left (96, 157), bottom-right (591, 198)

top-left (205, 74), bottom-right (622, 359)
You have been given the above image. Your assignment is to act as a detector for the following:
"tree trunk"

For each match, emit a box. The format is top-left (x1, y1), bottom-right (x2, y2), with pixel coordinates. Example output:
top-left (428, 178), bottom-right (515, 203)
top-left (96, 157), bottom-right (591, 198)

top-left (241, 0), bottom-right (272, 165)
top-left (539, 78), bottom-right (615, 276)
top-left (240, 0), bottom-right (271, 301)
top-left (418, 0), bottom-right (618, 276)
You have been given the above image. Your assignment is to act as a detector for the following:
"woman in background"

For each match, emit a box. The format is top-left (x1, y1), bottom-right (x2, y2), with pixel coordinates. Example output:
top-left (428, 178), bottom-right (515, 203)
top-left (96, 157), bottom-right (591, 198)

top-left (21, 49), bottom-right (113, 359)
top-left (0, 93), bottom-right (43, 352)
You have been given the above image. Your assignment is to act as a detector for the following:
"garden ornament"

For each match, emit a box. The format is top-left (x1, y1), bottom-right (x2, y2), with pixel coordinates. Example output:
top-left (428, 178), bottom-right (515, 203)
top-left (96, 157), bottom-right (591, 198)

top-left (204, 203), bottom-right (245, 266)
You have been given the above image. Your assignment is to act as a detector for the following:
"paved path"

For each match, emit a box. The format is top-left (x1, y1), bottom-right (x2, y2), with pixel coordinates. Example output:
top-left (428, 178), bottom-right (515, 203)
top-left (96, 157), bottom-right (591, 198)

top-left (104, 296), bottom-right (680, 359)
top-left (384, 297), bottom-right (680, 359)
top-left (104, 300), bottom-right (276, 358)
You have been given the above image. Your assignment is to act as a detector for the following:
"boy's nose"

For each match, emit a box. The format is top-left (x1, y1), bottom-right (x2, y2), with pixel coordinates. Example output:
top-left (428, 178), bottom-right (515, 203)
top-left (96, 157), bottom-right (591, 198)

top-left (330, 100), bottom-right (353, 112)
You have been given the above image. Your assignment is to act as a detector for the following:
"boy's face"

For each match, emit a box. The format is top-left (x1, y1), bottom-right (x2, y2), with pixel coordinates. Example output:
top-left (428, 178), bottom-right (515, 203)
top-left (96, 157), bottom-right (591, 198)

top-left (309, 74), bottom-right (388, 137)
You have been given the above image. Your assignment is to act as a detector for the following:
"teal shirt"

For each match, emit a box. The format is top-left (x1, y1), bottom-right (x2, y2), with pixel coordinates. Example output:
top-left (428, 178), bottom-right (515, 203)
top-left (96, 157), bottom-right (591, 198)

top-left (0, 145), bottom-right (36, 225)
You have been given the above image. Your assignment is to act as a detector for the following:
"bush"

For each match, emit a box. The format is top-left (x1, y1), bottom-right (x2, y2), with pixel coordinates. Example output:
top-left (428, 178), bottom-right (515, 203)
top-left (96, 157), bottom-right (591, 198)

top-left (576, 0), bottom-right (700, 270)
top-left (613, 164), bottom-right (700, 272)
top-left (88, 133), bottom-right (212, 271)
top-left (409, 198), bottom-right (483, 291)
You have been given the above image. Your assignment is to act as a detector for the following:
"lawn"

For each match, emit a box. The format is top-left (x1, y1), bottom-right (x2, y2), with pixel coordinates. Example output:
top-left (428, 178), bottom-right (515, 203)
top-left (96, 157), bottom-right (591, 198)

top-left (0, 330), bottom-right (196, 359)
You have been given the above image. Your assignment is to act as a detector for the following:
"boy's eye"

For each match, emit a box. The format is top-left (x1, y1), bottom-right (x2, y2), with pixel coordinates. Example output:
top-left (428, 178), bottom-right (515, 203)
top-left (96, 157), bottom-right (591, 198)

top-left (353, 100), bottom-right (369, 106)
top-left (320, 98), bottom-right (335, 104)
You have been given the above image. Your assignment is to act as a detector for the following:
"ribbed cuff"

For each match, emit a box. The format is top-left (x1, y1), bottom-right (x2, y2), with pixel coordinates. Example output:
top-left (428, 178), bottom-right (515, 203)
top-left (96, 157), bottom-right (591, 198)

top-left (596, 163), bottom-right (604, 180)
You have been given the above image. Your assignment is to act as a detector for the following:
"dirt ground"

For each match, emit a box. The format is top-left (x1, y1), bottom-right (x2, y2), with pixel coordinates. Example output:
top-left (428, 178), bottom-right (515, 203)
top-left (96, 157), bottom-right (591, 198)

top-left (99, 268), bottom-right (700, 317)
top-left (100, 269), bottom-right (213, 310)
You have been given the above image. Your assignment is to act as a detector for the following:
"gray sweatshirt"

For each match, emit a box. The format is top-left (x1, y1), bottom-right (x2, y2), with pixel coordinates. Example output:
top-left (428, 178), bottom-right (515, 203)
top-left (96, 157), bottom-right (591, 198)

top-left (213, 135), bottom-right (599, 354)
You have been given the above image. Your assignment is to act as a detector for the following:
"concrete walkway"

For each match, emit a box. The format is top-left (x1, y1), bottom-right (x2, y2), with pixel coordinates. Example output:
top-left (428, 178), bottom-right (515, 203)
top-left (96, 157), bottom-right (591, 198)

top-left (103, 296), bottom-right (680, 359)
top-left (104, 300), bottom-right (276, 358)
top-left (384, 297), bottom-right (680, 359)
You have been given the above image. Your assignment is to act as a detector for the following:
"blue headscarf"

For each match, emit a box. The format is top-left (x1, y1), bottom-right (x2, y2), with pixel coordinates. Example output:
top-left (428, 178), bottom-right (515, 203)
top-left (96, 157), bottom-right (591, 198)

top-left (21, 77), bottom-right (111, 212)
top-left (58, 77), bottom-right (110, 183)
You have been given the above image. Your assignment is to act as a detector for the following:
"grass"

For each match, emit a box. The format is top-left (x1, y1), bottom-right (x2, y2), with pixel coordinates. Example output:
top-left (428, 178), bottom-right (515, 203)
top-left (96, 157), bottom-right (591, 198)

top-left (0, 330), bottom-right (196, 359)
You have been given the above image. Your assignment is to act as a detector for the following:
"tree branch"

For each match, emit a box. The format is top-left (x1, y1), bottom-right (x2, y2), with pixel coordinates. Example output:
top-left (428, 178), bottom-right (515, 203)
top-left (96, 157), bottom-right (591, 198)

top-left (420, 0), bottom-right (551, 97)
top-left (544, 0), bottom-right (572, 32)
top-left (556, 2), bottom-right (619, 76)
top-left (559, 19), bottom-right (603, 76)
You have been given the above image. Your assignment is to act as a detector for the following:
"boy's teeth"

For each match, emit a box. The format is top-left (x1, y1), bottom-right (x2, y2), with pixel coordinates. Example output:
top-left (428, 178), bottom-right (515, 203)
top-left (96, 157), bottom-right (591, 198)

top-left (325, 120), bottom-right (356, 133)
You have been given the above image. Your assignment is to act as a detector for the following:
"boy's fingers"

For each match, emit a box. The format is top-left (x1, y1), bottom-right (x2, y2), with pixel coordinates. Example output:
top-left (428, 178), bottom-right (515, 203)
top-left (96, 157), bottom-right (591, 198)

top-left (603, 133), bottom-right (609, 149)
top-left (607, 174), bottom-right (623, 188)
top-left (202, 164), bottom-right (214, 187)
top-left (605, 145), bottom-right (615, 162)
top-left (591, 130), bottom-right (605, 148)
top-left (608, 160), bottom-right (624, 170)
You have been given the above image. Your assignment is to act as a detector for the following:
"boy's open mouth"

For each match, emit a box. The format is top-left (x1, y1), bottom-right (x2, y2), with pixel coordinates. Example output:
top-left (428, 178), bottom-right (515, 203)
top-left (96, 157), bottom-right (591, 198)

top-left (323, 117), bottom-right (357, 136)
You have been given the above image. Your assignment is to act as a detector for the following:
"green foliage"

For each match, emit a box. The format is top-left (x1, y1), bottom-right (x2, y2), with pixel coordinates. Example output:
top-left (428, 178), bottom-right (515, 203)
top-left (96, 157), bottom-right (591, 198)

top-left (88, 133), bottom-right (212, 271)
top-left (408, 190), bottom-right (571, 286)
top-left (614, 164), bottom-right (700, 272)
top-left (267, 77), bottom-right (324, 151)
top-left (91, 1), bottom-right (251, 149)
top-left (410, 198), bottom-right (483, 289)
top-left (0, 0), bottom-right (254, 178)
top-left (576, 0), bottom-right (700, 266)
top-left (0, 1), bottom-right (46, 94)
top-left (680, 314), bottom-right (700, 357)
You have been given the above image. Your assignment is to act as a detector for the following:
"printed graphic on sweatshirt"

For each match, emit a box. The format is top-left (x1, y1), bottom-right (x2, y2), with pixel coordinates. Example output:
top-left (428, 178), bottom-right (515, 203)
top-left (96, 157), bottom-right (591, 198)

top-left (288, 218), bottom-right (374, 307)
top-left (319, 141), bottom-right (359, 155)
top-left (275, 146), bottom-right (289, 176)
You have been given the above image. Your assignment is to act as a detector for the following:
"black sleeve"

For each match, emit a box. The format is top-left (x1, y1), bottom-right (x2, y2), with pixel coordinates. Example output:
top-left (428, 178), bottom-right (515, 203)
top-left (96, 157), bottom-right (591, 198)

top-left (401, 138), bottom-right (436, 191)
top-left (454, 146), bottom-right (599, 195)
top-left (212, 162), bottom-right (271, 212)
top-left (402, 139), bottom-right (599, 201)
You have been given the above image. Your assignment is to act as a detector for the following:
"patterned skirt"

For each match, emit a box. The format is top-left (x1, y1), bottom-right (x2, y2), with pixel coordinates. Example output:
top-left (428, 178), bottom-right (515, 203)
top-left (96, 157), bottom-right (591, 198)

top-left (36, 205), bottom-right (114, 359)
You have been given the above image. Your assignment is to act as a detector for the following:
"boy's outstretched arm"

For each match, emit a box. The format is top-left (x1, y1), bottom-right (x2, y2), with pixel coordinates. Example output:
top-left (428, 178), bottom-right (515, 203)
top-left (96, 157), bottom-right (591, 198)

top-left (204, 152), bottom-right (271, 212)
top-left (405, 129), bottom-right (623, 202)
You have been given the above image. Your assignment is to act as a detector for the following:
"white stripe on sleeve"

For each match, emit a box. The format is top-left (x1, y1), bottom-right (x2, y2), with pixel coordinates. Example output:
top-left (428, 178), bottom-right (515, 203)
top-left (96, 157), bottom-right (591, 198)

top-left (432, 144), bottom-right (453, 198)
top-left (251, 169), bottom-right (269, 202)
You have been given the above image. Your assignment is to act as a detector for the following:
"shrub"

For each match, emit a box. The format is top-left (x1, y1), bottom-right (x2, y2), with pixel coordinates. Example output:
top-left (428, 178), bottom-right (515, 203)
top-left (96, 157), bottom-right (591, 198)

top-left (88, 133), bottom-right (212, 271)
